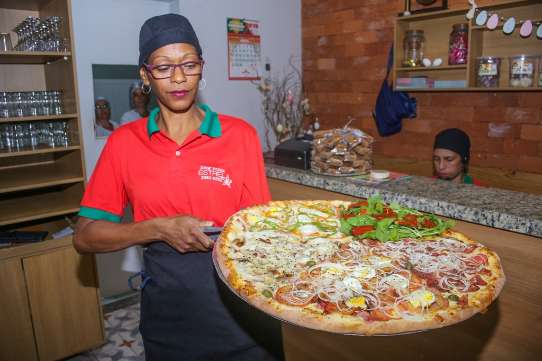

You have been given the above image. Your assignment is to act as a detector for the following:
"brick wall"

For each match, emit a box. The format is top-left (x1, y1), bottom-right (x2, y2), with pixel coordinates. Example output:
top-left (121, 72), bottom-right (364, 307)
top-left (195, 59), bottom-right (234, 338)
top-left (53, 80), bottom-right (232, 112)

top-left (302, 0), bottom-right (542, 174)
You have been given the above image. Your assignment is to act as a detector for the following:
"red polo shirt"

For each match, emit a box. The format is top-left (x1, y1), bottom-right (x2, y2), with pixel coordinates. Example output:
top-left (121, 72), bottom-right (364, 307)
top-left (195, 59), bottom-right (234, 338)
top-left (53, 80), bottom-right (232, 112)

top-left (79, 104), bottom-right (270, 226)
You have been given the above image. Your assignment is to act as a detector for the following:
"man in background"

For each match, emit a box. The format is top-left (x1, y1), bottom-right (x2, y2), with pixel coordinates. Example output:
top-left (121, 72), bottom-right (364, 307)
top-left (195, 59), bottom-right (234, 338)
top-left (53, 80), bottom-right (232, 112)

top-left (433, 128), bottom-right (482, 185)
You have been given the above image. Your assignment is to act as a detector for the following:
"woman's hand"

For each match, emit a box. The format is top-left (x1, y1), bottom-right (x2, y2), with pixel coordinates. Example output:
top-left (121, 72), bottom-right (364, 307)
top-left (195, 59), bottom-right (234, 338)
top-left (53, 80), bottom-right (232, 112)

top-left (155, 215), bottom-right (214, 253)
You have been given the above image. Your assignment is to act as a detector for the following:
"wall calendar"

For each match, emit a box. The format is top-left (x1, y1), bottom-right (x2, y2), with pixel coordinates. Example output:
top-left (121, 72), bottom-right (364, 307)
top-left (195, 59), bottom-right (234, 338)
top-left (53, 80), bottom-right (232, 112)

top-left (227, 18), bottom-right (261, 80)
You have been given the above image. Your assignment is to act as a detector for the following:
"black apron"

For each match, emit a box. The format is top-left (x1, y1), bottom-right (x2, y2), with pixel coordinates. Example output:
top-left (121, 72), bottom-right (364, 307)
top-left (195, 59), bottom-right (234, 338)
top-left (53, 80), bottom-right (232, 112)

top-left (139, 242), bottom-right (284, 361)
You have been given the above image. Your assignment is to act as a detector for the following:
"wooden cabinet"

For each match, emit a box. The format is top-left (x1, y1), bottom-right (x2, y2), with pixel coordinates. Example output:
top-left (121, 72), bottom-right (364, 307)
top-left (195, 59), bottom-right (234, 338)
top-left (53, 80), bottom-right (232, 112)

top-left (0, 239), bottom-right (105, 361)
top-left (0, 1), bottom-right (104, 359)
top-left (393, 0), bottom-right (542, 91)
top-left (0, 257), bottom-right (38, 361)
top-left (24, 246), bottom-right (104, 360)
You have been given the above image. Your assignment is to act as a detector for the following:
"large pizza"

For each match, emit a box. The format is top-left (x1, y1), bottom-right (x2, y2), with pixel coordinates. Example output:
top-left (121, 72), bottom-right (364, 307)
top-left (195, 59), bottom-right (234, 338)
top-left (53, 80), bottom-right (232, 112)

top-left (213, 198), bottom-right (505, 335)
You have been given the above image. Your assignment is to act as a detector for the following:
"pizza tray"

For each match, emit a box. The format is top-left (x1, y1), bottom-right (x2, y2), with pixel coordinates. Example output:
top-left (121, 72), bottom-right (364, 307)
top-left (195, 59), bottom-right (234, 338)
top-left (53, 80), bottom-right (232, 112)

top-left (211, 246), bottom-right (424, 337)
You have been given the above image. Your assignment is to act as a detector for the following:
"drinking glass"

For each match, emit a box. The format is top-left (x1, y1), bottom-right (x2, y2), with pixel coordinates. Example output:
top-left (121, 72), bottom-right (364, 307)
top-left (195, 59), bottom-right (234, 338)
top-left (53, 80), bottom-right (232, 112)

top-left (0, 92), bottom-right (9, 118)
top-left (0, 33), bottom-right (13, 52)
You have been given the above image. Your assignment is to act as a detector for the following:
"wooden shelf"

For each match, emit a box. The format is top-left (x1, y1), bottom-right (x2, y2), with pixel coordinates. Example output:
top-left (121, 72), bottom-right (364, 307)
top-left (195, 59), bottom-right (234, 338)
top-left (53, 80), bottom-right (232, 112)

top-left (0, 203), bottom-right (80, 228)
top-left (0, 145), bottom-right (80, 158)
top-left (0, 235), bottom-right (73, 261)
top-left (0, 51), bottom-right (71, 65)
top-left (0, 113), bottom-right (78, 123)
top-left (0, 163), bottom-right (83, 194)
top-left (0, 0), bottom-right (51, 11)
top-left (394, 1), bottom-right (542, 92)
top-left (0, 183), bottom-right (82, 227)
top-left (396, 65), bottom-right (467, 72)
top-left (0, 3), bottom-right (102, 361)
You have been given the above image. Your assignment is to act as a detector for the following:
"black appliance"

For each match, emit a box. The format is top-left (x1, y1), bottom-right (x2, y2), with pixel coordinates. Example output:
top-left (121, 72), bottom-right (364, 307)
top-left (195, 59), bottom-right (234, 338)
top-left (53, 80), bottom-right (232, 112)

top-left (274, 139), bottom-right (312, 170)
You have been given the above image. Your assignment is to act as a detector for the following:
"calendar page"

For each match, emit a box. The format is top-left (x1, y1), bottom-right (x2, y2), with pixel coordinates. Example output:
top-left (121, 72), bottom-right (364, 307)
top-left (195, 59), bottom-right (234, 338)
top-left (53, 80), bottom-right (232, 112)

top-left (227, 18), bottom-right (261, 80)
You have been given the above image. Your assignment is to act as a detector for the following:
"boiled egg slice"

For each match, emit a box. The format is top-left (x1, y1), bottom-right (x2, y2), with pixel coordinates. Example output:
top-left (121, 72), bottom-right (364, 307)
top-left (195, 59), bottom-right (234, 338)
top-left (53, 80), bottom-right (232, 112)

top-left (409, 289), bottom-right (435, 308)
top-left (352, 265), bottom-right (376, 279)
top-left (346, 296), bottom-right (367, 309)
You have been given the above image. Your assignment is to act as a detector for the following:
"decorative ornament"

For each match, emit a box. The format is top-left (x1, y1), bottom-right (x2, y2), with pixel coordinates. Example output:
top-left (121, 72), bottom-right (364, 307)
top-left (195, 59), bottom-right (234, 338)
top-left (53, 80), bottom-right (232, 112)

top-left (487, 13), bottom-right (499, 30)
top-left (422, 58), bottom-right (432, 67)
top-left (475, 10), bottom-right (488, 26)
top-left (465, 0), bottom-right (477, 20)
top-left (432, 58), bottom-right (443, 67)
top-left (520, 20), bottom-right (533, 37)
top-left (503, 17), bottom-right (516, 34)
top-left (466, 4), bottom-right (541, 40)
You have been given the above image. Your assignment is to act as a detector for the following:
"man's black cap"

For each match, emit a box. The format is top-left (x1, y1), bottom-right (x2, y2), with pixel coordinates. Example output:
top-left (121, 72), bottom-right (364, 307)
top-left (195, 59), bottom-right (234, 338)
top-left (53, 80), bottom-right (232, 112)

top-left (434, 128), bottom-right (471, 164)
top-left (139, 13), bottom-right (202, 66)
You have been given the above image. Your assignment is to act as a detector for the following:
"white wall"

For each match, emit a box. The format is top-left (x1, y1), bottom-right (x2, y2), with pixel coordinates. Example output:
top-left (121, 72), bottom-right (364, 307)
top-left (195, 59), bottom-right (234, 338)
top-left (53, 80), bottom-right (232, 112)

top-left (72, 0), bottom-right (171, 298)
top-left (174, 0), bottom-right (302, 151)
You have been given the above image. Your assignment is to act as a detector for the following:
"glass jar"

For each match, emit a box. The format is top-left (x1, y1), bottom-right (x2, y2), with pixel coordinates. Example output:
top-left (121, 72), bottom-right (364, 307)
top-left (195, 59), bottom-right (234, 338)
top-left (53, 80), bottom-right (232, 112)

top-left (509, 55), bottom-right (536, 88)
top-left (448, 23), bottom-right (468, 65)
top-left (476, 56), bottom-right (501, 88)
top-left (403, 30), bottom-right (425, 67)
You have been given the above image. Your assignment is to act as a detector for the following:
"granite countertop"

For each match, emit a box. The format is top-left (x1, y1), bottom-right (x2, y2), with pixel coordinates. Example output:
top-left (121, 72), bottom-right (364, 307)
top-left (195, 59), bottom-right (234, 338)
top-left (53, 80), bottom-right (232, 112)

top-left (265, 163), bottom-right (542, 238)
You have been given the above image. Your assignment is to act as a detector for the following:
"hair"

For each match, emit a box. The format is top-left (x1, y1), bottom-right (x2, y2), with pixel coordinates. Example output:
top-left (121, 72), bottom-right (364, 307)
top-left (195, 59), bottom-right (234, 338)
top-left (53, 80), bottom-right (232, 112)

top-left (128, 80), bottom-right (144, 109)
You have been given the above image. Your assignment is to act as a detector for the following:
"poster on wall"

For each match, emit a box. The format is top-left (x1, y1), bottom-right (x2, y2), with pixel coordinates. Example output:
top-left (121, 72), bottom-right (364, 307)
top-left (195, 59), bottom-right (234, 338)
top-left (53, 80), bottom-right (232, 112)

top-left (227, 18), bottom-right (261, 80)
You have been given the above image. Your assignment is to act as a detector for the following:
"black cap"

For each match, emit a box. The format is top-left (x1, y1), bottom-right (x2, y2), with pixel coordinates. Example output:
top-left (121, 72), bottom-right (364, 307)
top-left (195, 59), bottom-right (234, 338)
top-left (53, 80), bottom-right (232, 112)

top-left (138, 13), bottom-right (202, 66)
top-left (434, 128), bottom-right (471, 163)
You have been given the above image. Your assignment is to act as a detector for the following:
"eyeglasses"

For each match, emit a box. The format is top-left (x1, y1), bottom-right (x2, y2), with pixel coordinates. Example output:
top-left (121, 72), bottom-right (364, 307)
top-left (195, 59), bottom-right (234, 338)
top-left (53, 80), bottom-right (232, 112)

top-left (143, 60), bottom-right (204, 79)
top-left (95, 104), bottom-right (110, 110)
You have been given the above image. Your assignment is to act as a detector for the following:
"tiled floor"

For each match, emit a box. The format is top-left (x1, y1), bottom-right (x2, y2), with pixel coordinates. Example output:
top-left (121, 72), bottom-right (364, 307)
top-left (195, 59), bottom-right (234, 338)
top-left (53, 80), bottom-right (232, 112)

top-left (66, 303), bottom-right (145, 361)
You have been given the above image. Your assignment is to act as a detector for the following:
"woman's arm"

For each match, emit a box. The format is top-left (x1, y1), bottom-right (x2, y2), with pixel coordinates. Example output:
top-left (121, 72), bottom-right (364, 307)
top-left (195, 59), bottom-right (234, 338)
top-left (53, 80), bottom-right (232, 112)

top-left (74, 215), bottom-right (214, 254)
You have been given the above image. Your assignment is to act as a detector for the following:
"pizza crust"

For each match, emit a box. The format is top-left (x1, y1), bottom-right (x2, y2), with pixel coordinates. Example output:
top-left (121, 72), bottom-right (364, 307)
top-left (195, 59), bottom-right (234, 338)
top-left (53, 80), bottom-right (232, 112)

top-left (213, 200), bottom-right (506, 336)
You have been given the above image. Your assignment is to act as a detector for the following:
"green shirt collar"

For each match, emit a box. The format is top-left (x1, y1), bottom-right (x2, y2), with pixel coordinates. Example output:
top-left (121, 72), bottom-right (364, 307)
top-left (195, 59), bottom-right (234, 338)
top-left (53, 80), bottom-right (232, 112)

top-left (147, 103), bottom-right (222, 138)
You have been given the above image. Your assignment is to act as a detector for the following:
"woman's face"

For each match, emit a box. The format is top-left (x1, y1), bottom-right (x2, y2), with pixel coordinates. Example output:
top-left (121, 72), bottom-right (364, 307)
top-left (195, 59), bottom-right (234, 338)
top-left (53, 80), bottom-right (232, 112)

top-left (433, 148), bottom-right (465, 182)
top-left (140, 43), bottom-right (201, 113)
top-left (95, 99), bottom-right (111, 124)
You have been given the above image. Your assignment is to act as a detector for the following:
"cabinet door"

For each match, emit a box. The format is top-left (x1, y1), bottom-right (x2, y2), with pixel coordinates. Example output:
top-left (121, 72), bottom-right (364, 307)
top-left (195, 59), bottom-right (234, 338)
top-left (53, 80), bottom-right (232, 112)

top-left (23, 247), bottom-right (104, 361)
top-left (0, 258), bottom-right (38, 361)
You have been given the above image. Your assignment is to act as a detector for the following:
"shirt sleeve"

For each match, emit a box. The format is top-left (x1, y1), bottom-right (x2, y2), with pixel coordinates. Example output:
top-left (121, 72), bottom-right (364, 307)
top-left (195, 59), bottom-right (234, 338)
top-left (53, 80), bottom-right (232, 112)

top-left (79, 134), bottom-right (128, 222)
top-left (240, 128), bottom-right (271, 208)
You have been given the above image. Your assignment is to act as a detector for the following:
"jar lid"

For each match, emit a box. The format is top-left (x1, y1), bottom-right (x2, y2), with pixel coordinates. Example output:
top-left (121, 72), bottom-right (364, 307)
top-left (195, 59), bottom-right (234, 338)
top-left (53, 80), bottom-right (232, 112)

top-left (509, 55), bottom-right (535, 60)
top-left (405, 29), bottom-right (425, 36)
top-left (478, 56), bottom-right (501, 62)
top-left (452, 23), bottom-right (469, 30)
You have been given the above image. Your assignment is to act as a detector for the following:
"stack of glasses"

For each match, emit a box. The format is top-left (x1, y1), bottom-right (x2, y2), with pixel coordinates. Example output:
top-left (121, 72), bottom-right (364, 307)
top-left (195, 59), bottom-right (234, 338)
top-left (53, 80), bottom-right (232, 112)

top-left (0, 121), bottom-right (71, 152)
top-left (13, 16), bottom-right (67, 52)
top-left (0, 91), bottom-right (63, 118)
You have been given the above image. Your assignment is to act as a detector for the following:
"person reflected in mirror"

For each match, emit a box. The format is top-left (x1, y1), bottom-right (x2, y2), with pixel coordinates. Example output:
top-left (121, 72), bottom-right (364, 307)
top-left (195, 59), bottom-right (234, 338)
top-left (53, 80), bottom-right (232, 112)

top-left (433, 128), bottom-right (483, 185)
top-left (119, 80), bottom-right (150, 125)
top-left (94, 97), bottom-right (118, 137)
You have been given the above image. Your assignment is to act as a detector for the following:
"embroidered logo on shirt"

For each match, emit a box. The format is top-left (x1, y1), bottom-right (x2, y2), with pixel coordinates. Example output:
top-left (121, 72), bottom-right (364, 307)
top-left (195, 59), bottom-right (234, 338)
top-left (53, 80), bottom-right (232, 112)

top-left (198, 165), bottom-right (232, 188)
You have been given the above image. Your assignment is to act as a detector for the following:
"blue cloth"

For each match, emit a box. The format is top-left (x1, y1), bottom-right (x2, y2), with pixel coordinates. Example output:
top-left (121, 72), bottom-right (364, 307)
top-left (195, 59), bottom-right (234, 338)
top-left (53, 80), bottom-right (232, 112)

top-left (373, 46), bottom-right (417, 137)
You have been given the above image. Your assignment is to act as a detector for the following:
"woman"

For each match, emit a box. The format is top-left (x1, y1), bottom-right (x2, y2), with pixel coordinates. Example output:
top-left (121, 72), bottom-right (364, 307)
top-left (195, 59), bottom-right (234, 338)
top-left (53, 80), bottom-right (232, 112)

top-left (74, 14), bottom-right (283, 361)
top-left (433, 128), bottom-right (482, 185)
top-left (94, 97), bottom-right (118, 137)
top-left (119, 80), bottom-right (150, 125)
